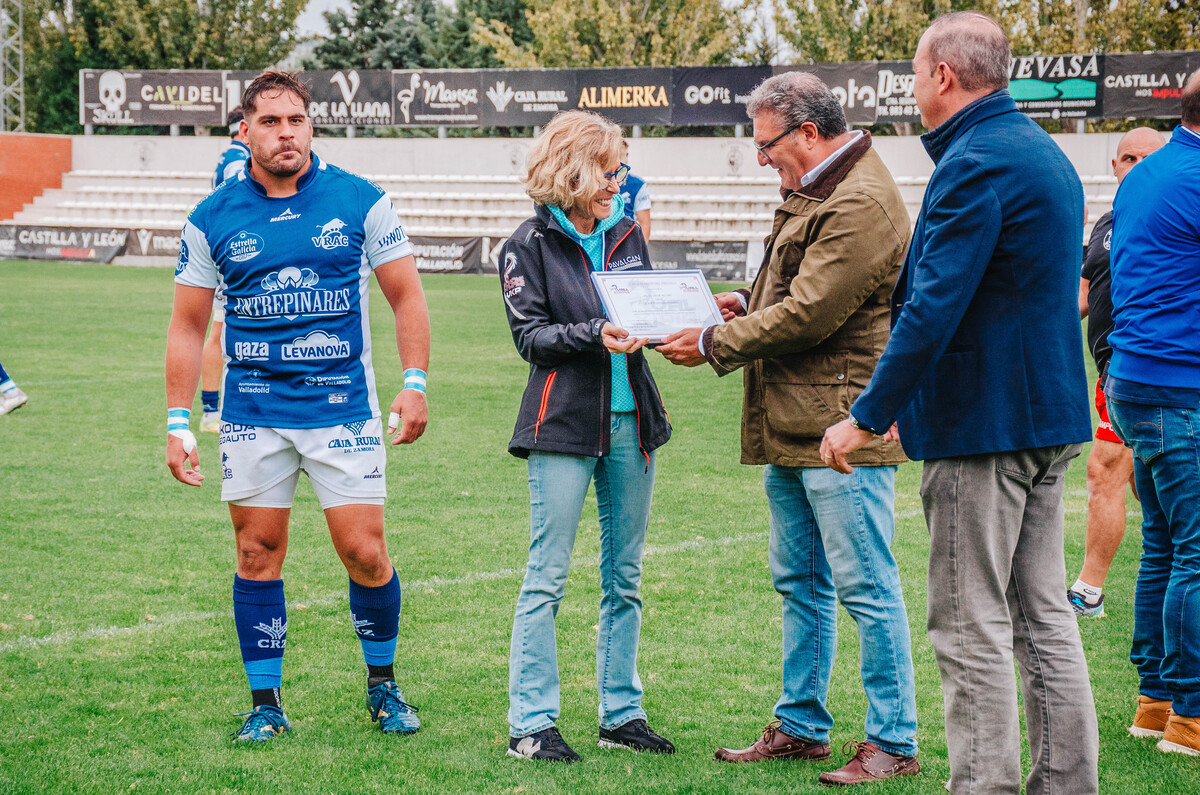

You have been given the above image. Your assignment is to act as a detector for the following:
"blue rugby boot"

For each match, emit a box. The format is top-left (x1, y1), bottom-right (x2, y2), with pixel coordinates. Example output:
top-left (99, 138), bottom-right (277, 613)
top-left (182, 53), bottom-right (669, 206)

top-left (367, 681), bottom-right (421, 734)
top-left (232, 705), bottom-right (291, 742)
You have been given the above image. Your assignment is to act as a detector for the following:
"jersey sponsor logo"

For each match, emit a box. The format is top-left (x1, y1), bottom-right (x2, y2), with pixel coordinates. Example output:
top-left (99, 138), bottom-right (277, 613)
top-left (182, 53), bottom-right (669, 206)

top-left (236, 267), bottom-right (351, 321)
top-left (503, 274), bottom-right (525, 299)
top-left (270, 207), bottom-right (302, 223)
top-left (221, 451), bottom-right (233, 481)
top-left (610, 255), bottom-right (643, 271)
top-left (219, 422), bottom-right (257, 443)
top-left (351, 613), bottom-right (375, 635)
top-left (343, 421), bottom-right (366, 435)
top-left (363, 467), bottom-right (383, 480)
top-left (238, 369), bottom-right (270, 395)
top-left (312, 218), bottom-right (350, 250)
top-left (306, 374), bottom-right (352, 387)
top-left (227, 231), bottom-right (265, 263)
top-left (281, 330), bottom-right (350, 361)
top-left (233, 341), bottom-right (269, 361)
top-left (504, 251), bottom-right (517, 277)
top-left (329, 434), bottom-right (381, 449)
top-left (255, 617), bottom-right (287, 649)
top-left (377, 225), bottom-right (408, 250)
top-left (1103, 229), bottom-right (1111, 251)
top-left (329, 392), bottom-right (349, 404)
top-left (175, 239), bottom-right (190, 275)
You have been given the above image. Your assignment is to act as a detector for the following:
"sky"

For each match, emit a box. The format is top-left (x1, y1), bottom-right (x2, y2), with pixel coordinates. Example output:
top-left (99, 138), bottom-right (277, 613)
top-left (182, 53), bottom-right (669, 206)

top-left (296, 0), bottom-right (347, 38)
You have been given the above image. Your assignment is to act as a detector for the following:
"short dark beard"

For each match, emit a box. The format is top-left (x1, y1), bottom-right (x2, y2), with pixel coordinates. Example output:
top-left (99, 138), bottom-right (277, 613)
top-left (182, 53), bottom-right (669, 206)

top-left (256, 147), bottom-right (310, 178)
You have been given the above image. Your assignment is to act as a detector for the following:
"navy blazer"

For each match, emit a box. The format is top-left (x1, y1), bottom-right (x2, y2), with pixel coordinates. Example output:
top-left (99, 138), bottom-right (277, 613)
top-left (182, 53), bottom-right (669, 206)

top-left (851, 90), bottom-right (1091, 460)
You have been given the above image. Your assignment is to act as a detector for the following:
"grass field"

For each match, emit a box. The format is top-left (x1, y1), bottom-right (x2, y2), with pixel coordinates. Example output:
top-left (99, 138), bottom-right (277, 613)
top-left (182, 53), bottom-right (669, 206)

top-left (0, 259), bottom-right (1196, 794)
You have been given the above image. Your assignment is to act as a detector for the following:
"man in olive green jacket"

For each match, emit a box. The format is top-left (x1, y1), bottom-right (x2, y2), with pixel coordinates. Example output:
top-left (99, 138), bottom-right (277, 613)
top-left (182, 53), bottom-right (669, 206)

top-left (658, 72), bottom-right (918, 787)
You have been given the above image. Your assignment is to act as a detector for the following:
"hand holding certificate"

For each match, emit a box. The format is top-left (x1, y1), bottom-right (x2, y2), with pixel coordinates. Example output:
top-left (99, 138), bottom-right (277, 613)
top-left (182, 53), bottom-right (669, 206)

top-left (590, 269), bottom-right (725, 343)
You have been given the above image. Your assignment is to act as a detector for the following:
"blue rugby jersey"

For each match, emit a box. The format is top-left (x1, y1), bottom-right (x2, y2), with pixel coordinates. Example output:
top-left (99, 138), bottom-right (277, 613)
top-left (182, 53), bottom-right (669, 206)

top-left (175, 154), bottom-right (414, 428)
top-left (212, 140), bottom-right (251, 188)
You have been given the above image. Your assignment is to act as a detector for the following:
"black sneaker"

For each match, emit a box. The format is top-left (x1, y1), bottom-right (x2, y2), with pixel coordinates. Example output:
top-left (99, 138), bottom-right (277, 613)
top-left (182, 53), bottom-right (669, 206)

top-left (507, 726), bottom-right (581, 762)
top-left (598, 719), bottom-right (676, 753)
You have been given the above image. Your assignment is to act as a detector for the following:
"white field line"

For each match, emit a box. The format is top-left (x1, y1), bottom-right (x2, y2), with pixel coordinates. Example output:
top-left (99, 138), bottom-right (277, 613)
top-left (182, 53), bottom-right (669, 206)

top-left (0, 532), bottom-right (767, 654)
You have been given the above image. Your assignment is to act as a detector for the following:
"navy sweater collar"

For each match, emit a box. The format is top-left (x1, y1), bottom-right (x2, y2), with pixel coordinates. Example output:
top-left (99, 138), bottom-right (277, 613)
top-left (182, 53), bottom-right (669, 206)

top-left (921, 89), bottom-right (1016, 164)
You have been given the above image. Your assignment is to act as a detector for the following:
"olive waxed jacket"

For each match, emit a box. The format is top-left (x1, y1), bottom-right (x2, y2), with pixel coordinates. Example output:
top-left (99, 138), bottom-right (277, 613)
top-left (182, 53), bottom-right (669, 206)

top-left (701, 134), bottom-right (910, 467)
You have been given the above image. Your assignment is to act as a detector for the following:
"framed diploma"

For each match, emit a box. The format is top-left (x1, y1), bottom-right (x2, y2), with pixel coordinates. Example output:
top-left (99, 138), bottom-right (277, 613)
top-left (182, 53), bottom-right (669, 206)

top-left (590, 269), bottom-right (725, 343)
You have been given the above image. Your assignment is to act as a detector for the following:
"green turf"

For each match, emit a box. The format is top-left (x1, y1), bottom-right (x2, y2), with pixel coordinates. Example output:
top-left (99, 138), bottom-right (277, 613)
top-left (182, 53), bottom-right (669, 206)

top-left (0, 259), bottom-right (1195, 793)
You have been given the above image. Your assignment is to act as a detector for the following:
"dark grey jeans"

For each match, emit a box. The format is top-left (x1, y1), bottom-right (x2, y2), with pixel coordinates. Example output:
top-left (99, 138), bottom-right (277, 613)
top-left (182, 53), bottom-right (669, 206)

top-left (922, 445), bottom-right (1098, 795)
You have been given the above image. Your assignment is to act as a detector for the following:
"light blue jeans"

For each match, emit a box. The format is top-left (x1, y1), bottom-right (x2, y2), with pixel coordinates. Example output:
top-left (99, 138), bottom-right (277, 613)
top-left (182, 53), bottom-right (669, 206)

top-left (508, 413), bottom-right (655, 736)
top-left (765, 464), bottom-right (918, 757)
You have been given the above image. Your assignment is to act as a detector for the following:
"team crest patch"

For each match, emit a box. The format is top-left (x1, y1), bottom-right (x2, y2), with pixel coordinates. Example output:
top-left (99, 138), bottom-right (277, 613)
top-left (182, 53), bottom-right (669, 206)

top-left (175, 239), bottom-right (190, 275)
top-left (313, 218), bottom-right (350, 250)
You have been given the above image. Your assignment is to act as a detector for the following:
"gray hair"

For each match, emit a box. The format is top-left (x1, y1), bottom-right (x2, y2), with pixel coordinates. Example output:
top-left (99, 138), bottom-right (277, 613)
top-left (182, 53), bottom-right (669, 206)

top-left (745, 72), bottom-right (847, 139)
top-left (924, 11), bottom-right (1010, 93)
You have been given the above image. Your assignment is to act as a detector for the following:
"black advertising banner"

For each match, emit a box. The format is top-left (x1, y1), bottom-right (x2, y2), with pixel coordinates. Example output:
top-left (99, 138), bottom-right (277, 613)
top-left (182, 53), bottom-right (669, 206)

top-left (649, 240), bottom-right (748, 282)
top-left (0, 225), bottom-right (14, 259)
top-left (872, 61), bottom-right (920, 124)
top-left (1009, 54), bottom-right (1104, 119)
top-left (574, 68), bottom-right (674, 125)
top-left (478, 70), bottom-right (578, 126)
top-left (80, 70), bottom-right (225, 126)
top-left (673, 66), bottom-right (771, 125)
top-left (1104, 52), bottom-right (1198, 118)
top-left (125, 227), bottom-right (183, 258)
top-left (410, 236), bottom-right (484, 273)
top-left (392, 70), bottom-right (483, 126)
top-left (7, 226), bottom-right (128, 263)
top-left (305, 70), bottom-right (395, 126)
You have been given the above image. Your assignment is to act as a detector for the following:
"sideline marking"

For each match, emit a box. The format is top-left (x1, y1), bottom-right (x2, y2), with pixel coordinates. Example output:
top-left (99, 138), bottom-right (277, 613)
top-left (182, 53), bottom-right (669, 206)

top-left (1, 532), bottom-right (766, 653)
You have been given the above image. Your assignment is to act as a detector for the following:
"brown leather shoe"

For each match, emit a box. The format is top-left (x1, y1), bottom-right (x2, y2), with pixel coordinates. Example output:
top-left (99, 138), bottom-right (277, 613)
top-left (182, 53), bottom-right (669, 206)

top-left (817, 740), bottom-right (920, 786)
top-left (714, 720), bottom-right (831, 762)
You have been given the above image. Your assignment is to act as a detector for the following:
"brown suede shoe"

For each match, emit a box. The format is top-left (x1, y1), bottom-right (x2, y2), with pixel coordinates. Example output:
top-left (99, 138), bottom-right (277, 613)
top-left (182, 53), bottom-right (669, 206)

top-left (1130, 694), bottom-right (1172, 739)
top-left (817, 740), bottom-right (920, 786)
top-left (714, 720), bottom-right (831, 762)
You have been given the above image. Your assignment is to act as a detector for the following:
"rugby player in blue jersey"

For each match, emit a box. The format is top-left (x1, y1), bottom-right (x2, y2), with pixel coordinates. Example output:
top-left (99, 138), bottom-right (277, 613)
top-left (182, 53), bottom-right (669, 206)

top-left (199, 107), bottom-right (253, 433)
top-left (165, 71), bottom-right (430, 743)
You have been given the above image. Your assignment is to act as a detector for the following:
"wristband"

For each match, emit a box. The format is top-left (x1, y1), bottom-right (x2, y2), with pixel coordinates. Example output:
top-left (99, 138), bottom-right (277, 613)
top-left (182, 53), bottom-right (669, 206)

top-left (403, 368), bottom-right (427, 393)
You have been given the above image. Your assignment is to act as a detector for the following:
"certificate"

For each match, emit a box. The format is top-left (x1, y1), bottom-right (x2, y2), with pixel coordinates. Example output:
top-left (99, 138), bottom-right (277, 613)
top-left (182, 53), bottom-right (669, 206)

top-left (590, 269), bottom-right (724, 343)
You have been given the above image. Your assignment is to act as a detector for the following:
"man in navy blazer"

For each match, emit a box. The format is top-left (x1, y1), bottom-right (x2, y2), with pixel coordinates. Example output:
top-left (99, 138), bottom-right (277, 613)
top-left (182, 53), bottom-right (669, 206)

top-left (821, 12), bottom-right (1097, 795)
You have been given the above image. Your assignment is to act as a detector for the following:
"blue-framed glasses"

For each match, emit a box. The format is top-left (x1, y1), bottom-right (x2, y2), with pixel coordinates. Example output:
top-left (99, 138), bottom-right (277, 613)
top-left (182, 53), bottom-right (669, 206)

top-left (603, 163), bottom-right (631, 185)
top-left (754, 125), bottom-right (801, 155)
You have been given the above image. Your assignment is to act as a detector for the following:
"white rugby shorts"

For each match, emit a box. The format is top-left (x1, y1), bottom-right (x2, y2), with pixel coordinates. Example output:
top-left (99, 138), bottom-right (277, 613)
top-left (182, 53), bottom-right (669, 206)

top-left (218, 419), bottom-right (387, 508)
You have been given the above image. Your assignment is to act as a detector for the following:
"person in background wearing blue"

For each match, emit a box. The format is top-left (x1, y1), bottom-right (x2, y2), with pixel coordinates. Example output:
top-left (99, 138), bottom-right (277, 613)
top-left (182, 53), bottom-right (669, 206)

top-left (498, 110), bottom-right (673, 763)
top-left (618, 140), bottom-right (651, 241)
top-left (198, 107), bottom-right (253, 433)
top-left (821, 12), bottom-right (1097, 794)
top-left (1106, 68), bottom-right (1200, 758)
top-left (0, 360), bottom-right (28, 414)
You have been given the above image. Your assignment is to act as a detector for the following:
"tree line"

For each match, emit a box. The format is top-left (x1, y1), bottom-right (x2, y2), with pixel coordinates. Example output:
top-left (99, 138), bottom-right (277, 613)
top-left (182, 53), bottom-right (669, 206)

top-left (19, 0), bottom-right (1200, 134)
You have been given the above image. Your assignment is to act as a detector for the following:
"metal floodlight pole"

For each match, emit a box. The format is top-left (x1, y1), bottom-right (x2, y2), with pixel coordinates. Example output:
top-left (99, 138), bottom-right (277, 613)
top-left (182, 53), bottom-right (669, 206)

top-left (0, 0), bottom-right (25, 132)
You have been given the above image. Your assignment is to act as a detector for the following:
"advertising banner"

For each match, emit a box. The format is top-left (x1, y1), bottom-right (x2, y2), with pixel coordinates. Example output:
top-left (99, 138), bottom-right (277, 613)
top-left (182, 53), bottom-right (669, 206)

top-left (392, 70), bottom-right (483, 126)
top-left (775, 63), bottom-right (879, 126)
top-left (574, 67), bottom-right (674, 125)
top-left (6, 226), bottom-right (128, 263)
top-left (305, 70), bottom-right (396, 126)
top-left (1009, 54), bottom-right (1104, 119)
top-left (673, 66), bottom-right (771, 125)
top-left (649, 240), bottom-right (748, 282)
top-left (410, 236), bottom-right (484, 273)
top-left (80, 70), bottom-right (225, 127)
top-left (872, 61), bottom-right (921, 124)
top-left (1103, 52), bottom-right (1198, 118)
top-left (478, 70), bottom-right (578, 127)
top-left (125, 227), bottom-right (183, 258)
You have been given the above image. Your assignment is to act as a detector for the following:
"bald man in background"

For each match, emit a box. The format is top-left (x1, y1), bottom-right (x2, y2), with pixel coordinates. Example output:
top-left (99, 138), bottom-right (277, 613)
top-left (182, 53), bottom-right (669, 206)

top-left (1068, 127), bottom-right (1166, 618)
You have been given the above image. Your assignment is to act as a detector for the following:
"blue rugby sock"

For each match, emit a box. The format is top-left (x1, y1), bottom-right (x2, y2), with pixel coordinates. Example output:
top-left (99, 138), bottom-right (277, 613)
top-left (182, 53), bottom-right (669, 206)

top-left (349, 570), bottom-right (400, 679)
top-left (233, 575), bottom-right (286, 694)
top-left (201, 390), bottom-right (220, 413)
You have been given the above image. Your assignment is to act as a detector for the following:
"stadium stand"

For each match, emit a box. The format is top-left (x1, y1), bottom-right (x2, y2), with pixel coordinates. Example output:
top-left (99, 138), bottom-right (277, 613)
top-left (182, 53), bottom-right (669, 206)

top-left (2, 132), bottom-right (1128, 262)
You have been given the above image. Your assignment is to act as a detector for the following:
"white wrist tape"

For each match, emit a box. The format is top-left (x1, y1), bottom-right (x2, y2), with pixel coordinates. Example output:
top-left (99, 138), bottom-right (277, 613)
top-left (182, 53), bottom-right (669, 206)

top-left (167, 407), bottom-right (196, 454)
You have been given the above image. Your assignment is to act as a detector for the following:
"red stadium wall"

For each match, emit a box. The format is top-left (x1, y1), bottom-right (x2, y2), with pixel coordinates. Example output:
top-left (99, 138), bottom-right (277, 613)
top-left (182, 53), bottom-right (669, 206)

top-left (0, 133), bottom-right (73, 222)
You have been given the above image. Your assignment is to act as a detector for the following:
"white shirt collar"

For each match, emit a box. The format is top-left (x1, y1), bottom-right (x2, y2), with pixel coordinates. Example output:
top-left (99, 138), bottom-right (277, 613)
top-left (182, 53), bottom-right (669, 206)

top-left (1180, 125), bottom-right (1200, 143)
top-left (800, 130), bottom-right (865, 187)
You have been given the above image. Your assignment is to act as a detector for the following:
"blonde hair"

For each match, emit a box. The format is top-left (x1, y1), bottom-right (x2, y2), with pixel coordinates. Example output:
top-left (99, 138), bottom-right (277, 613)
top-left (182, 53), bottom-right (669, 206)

top-left (524, 111), bottom-right (622, 213)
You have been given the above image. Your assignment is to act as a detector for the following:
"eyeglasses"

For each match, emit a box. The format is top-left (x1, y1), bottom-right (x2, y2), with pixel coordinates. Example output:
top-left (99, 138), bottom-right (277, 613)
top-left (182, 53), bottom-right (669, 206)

top-left (754, 125), bottom-right (801, 155)
top-left (603, 163), bottom-right (630, 185)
